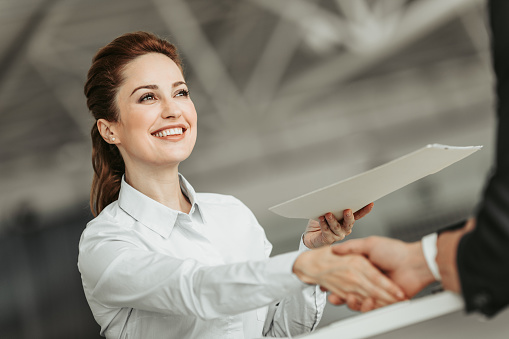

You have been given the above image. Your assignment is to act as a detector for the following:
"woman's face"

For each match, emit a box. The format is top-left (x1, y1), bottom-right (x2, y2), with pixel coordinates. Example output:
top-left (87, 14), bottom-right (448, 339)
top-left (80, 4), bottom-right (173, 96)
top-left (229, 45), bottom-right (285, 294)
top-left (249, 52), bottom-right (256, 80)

top-left (113, 53), bottom-right (197, 170)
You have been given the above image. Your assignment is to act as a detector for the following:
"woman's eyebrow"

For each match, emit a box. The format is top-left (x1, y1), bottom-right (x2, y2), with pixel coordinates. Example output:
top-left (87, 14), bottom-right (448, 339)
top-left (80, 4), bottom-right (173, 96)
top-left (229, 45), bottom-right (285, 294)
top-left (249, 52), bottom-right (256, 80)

top-left (130, 81), bottom-right (187, 97)
top-left (172, 81), bottom-right (187, 88)
top-left (130, 84), bottom-right (158, 96)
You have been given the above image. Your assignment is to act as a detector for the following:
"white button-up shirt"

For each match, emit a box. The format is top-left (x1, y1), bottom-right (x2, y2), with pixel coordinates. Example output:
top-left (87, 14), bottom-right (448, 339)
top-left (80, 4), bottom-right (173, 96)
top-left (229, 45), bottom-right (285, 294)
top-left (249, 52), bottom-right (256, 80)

top-left (78, 175), bottom-right (325, 339)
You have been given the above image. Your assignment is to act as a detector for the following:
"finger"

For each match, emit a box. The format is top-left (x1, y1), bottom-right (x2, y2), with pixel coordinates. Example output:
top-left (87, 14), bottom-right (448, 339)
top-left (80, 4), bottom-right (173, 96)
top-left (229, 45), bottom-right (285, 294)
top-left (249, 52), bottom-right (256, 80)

top-left (340, 209), bottom-right (354, 235)
top-left (320, 286), bottom-right (329, 292)
top-left (373, 298), bottom-right (394, 309)
top-left (336, 257), bottom-right (404, 304)
top-left (355, 277), bottom-right (394, 303)
top-left (325, 212), bottom-right (346, 239)
top-left (318, 216), bottom-right (335, 243)
top-left (328, 265), bottom-right (399, 304)
top-left (346, 294), bottom-right (361, 311)
top-left (362, 267), bottom-right (406, 304)
top-left (331, 238), bottom-right (372, 256)
top-left (353, 202), bottom-right (374, 220)
top-left (360, 298), bottom-right (376, 312)
top-left (328, 294), bottom-right (346, 305)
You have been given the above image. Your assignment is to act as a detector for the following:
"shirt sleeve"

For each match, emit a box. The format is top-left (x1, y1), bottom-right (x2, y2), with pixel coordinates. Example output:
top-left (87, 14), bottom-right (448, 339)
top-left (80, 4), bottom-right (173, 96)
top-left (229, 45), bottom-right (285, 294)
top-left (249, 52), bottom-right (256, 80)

top-left (78, 226), bottom-right (309, 321)
top-left (261, 235), bottom-right (327, 337)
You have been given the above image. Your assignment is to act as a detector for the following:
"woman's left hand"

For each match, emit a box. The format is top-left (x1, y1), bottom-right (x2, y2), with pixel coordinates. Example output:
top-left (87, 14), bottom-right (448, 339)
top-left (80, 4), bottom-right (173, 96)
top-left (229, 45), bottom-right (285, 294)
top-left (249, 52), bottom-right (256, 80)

top-left (303, 203), bottom-right (374, 249)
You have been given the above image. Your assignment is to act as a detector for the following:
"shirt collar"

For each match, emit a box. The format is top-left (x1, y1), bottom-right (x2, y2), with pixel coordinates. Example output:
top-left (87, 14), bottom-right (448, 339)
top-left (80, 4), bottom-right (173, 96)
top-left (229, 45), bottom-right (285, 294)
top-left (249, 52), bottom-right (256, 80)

top-left (178, 173), bottom-right (208, 224)
top-left (118, 174), bottom-right (206, 238)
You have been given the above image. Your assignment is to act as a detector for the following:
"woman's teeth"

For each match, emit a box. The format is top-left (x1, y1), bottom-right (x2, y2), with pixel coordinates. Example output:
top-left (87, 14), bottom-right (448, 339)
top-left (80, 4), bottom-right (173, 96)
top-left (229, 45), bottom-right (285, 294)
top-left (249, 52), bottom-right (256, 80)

top-left (154, 128), bottom-right (183, 137)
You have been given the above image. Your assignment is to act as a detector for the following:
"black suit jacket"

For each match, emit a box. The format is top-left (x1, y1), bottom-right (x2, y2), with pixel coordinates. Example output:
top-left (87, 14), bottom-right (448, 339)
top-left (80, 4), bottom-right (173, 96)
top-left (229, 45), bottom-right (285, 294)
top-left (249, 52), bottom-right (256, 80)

top-left (456, 0), bottom-right (509, 317)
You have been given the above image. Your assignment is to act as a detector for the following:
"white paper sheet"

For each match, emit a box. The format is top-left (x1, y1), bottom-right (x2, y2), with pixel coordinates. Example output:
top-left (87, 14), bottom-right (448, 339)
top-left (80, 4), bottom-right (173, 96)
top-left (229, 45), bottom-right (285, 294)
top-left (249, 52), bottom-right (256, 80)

top-left (269, 144), bottom-right (482, 220)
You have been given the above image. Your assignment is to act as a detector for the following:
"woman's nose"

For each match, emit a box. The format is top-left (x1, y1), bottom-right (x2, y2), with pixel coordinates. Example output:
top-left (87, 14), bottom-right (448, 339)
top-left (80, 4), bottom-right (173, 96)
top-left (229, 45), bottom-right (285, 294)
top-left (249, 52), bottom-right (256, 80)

top-left (162, 99), bottom-right (182, 119)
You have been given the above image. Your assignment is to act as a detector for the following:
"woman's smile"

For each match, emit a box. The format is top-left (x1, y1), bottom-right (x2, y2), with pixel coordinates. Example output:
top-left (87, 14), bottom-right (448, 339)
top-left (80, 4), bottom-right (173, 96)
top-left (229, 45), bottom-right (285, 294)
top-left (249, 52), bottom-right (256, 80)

top-left (151, 125), bottom-right (188, 140)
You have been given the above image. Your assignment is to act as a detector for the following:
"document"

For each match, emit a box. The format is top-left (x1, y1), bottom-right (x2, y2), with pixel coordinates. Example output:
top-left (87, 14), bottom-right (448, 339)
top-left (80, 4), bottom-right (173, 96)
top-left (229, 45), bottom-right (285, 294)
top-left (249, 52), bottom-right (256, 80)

top-left (269, 144), bottom-right (482, 220)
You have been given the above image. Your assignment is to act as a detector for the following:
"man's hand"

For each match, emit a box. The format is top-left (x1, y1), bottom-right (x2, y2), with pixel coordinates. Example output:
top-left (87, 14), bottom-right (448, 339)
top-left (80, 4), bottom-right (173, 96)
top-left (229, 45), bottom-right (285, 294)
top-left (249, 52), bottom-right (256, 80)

top-left (293, 245), bottom-right (406, 309)
top-left (437, 218), bottom-right (476, 292)
top-left (303, 203), bottom-right (374, 249)
top-left (330, 236), bottom-right (436, 311)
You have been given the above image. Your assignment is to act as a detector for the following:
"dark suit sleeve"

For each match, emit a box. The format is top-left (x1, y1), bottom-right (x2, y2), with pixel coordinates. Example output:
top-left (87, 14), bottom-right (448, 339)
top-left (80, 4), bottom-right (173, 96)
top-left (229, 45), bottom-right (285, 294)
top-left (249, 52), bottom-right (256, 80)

top-left (456, 0), bottom-right (509, 317)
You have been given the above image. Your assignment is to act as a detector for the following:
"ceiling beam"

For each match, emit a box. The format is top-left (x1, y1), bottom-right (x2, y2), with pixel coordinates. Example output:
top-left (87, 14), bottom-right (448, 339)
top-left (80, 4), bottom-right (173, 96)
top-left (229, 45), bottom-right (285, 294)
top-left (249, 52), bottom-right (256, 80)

top-left (0, 0), bottom-right (57, 92)
top-left (242, 11), bottom-right (302, 116)
top-left (279, 0), bottom-right (484, 96)
top-left (267, 0), bottom-right (484, 118)
top-left (26, 0), bottom-right (93, 137)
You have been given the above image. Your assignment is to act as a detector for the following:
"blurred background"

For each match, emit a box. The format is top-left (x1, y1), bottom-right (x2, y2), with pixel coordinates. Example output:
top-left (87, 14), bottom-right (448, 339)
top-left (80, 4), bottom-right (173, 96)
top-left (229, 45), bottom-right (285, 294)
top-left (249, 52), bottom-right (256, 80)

top-left (0, 0), bottom-right (496, 338)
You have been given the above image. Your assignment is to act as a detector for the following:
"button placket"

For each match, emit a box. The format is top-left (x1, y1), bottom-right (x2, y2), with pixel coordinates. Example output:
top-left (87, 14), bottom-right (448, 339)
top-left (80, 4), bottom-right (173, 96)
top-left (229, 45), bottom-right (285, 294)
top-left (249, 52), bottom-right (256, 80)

top-left (176, 214), bottom-right (225, 266)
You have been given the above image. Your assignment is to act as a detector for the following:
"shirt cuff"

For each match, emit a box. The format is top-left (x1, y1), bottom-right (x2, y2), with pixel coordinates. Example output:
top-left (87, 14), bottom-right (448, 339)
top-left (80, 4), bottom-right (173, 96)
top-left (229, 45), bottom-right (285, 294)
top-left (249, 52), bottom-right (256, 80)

top-left (299, 234), bottom-right (312, 252)
top-left (421, 232), bottom-right (442, 281)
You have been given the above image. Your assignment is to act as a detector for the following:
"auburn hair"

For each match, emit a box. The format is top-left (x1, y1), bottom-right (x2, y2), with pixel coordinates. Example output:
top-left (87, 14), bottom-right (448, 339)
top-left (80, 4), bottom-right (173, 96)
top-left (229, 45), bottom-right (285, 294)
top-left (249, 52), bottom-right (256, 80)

top-left (84, 31), bottom-right (182, 216)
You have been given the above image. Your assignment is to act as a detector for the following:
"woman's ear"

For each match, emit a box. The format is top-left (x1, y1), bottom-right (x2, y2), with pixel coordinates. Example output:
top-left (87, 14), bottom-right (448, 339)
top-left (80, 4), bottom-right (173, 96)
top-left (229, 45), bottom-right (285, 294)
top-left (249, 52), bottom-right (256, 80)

top-left (97, 119), bottom-right (119, 144)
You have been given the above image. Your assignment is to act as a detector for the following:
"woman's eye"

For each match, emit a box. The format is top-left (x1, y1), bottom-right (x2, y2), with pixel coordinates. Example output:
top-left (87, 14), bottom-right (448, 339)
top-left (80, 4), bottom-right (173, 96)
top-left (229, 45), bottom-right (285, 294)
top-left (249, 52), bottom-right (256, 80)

top-left (139, 93), bottom-right (156, 102)
top-left (175, 89), bottom-right (190, 97)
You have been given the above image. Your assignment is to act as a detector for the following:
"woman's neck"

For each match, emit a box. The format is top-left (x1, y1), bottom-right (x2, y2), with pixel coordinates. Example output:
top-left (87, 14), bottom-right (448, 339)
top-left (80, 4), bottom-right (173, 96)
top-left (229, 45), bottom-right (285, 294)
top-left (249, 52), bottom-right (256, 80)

top-left (124, 164), bottom-right (191, 214)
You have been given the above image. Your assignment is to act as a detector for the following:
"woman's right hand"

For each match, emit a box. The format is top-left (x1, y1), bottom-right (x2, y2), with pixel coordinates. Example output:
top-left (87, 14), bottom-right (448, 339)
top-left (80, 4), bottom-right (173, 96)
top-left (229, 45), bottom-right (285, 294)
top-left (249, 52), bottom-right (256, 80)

top-left (303, 203), bottom-right (374, 249)
top-left (292, 246), bottom-right (406, 310)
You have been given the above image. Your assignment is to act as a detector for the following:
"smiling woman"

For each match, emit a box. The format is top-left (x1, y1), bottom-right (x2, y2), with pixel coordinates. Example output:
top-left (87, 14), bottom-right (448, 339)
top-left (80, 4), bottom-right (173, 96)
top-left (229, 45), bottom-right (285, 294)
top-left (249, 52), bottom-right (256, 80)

top-left (84, 32), bottom-right (185, 216)
top-left (97, 52), bottom-right (197, 203)
top-left (78, 31), bottom-right (403, 339)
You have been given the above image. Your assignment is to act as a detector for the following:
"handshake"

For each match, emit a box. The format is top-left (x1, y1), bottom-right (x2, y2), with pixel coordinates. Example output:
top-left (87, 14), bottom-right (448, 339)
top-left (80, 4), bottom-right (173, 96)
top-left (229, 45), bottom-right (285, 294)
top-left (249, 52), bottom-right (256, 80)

top-left (293, 204), bottom-right (475, 312)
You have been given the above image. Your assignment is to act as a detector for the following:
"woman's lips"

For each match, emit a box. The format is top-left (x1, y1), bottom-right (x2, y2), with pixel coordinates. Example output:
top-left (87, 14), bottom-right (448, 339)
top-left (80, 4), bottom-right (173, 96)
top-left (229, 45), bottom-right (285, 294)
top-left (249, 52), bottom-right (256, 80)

top-left (152, 127), bottom-right (184, 137)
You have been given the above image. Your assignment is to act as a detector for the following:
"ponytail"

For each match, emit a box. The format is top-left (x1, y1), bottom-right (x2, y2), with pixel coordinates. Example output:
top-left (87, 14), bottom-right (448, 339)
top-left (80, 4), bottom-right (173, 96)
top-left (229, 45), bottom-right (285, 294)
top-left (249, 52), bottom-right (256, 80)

top-left (90, 124), bottom-right (124, 216)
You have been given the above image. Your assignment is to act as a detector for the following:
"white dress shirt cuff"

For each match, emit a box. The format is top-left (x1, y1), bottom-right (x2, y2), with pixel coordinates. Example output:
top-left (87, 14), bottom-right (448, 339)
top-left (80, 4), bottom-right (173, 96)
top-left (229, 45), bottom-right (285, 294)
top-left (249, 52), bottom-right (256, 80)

top-left (421, 232), bottom-right (442, 281)
top-left (299, 234), bottom-right (312, 252)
